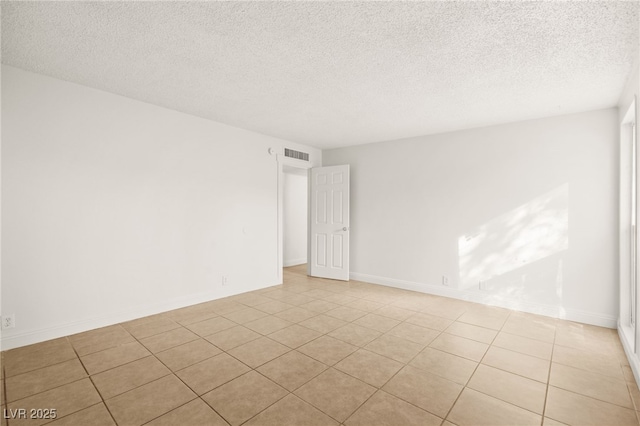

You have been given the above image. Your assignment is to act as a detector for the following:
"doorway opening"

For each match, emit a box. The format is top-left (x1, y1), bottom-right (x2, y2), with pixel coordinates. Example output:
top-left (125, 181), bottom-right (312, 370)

top-left (277, 160), bottom-right (311, 284)
top-left (283, 165), bottom-right (308, 268)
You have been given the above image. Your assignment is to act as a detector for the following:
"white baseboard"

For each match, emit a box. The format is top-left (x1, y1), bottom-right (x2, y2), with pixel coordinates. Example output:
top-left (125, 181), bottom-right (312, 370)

top-left (350, 271), bottom-right (617, 329)
top-left (0, 283), bottom-right (272, 351)
top-left (284, 258), bottom-right (307, 267)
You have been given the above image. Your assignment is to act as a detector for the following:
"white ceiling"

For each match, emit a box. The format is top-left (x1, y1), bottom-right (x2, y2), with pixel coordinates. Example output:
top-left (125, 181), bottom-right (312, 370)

top-left (2, 1), bottom-right (638, 150)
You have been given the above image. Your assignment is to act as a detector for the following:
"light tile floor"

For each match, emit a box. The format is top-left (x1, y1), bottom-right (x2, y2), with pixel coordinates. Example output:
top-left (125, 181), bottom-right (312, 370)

top-left (1, 264), bottom-right (639, 425)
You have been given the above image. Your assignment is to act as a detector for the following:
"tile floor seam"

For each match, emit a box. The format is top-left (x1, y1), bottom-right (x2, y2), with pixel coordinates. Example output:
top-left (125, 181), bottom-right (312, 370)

top-left (138, 338), bottom-right (202, 355)
top-left (364, 339), bottom-right (423, 366)
top-left (404, 315), bottom-right (452, 335)
top-left (5, 375), bottom-right (93, 407)
top-left (92, 361), bottom-right (174, 402)
top-left (225, 341), bottom-right (295, 370)
top-left (151, 344), bottom-right (227, 377)
top-left (542, 320), bottom-right (558, 422)
top-left (154, 343), bottom-right (224, 371)
top-left (553, 332), bottom-right (639, 415)
top-left (547, 378), bottom-right (639, 411)
top-left (340, 389), bottom-right (384, 425)
top-left (371, 388), bottom-right (450, 426)
top-left (178, 315), bottom-right (227, 330)
top-left (2, 356), bottom-right (86, 387)
top-left (550, 358), bottom-right (633, 385)
top-left (2, 357), bottom-right (79, 380)
top-left (103, 373), bottom-right (198, 425)
top-left (88, 374), bottom-right (110, 403)
top-left (137, 395), bottom-right (203, 426)
top-left (231, 371), bottom-right (294, 426)
top-left (285, 365), bottom-right (331, 393)
top-left (6, 378), bottom-right (106, 424)
top-left (4, 343), bottom-right (97, 410)
top-left (356, 325), bottom-right (453, 419)
top-left (460, 382), bottom-right (548, 419)
top-left (71, 341), bottom-right (137, 358)
top-left (330, 354), bottom-right (396, 390)
top-left (441, 329), bottom-right (493, 346)
top-left (172, 352), bottom-right (252, 396)
top-left (440, 313), bottom-right (528, 424)
top-left (70, 341), bottom-right (91, 377)
top-left (439, 309), bottom-right (514, 423)
top-left (201, 331), bottom-right (262, 351)
top-left (130, 321), bottom-right (184, 336)
top-left (286, 321), bottom-right (332, 338)
top-left (123, 326), bottom-right (183, 342)
top-left (82, 348), bottom-right (160, 376)
top-left (438, 316), bottom-right (502, 423)
top-left (290, 325), bottom-right (349, 352)
top-left (499, 328), bottom-right (556, 346)
top-left (478, 311), bottom-right (556, 382)
top-left (546, 383), bottom-right (640, 416)
top-left (477, 346), bottom-right (551, 385)
top-left (292, 388), bottom-right (344, 424)
top-left (85, 360), bottom-right (127, 426)
top-left (45, 401), bottom-right (110, 426)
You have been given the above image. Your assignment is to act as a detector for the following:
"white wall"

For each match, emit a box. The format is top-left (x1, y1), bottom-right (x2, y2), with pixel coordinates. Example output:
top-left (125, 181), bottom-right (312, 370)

top-left (324, 108), bottom-right (619, 327)
top-left (1, 65), bottom-right (321, 349)
top-left (283, 171), bottom-right (307, 266)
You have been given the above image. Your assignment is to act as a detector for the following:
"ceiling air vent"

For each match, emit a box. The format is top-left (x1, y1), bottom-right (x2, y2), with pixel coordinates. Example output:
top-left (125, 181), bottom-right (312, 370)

top-left (284, 148), bottom-right (309, 161)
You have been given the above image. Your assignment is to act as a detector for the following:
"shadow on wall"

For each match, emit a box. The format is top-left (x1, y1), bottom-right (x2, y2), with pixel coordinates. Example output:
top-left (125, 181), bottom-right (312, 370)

top-left (458, 184), bottom-right (569, 310)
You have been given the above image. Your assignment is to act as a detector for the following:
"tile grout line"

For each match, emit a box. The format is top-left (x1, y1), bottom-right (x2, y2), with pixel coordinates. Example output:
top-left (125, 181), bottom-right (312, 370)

top-left (540, 320), bottom-right (556, 426)
top-left (114, 313), bottom-right (222, 425)
top-left (138, 315), bottom-right (267, 417)
top-left (138, 398), bottom-right (199, 426)
top-left (439, 309), bottom-right (509, 423)
top-left (68, 341), bottom-right (116, 425)
top-left (193, 293), bottom-right (350, 426)
top-left (4, 358), bottom-right (93, 405)
top-left (158, 315), bottom-right (320, 426)
top-left (129, 319), bottom-right (238, 425)
top-left (82, 320), bottom-right (215, 424)
top-left (547, 327), bottom-right (640, 414)
top-left (234, 290), bottom-right (405, 425)
top-left (2, 354), bottom-right (79, 382)
top-left (226, 371), bottom-right (293, 426)
top-left (63, 340), bottom-right (120, 426)
top-left (339, 304), bottom-right (466, 424)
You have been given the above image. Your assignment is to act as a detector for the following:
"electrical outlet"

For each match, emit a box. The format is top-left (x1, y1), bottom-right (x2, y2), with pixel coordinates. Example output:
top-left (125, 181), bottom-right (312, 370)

top-left (442, 275), bottom-right (449, 286)
top-left (2, 314), bottom-right (15, 329)
top-left (222, 276), bottom-right (228, 286)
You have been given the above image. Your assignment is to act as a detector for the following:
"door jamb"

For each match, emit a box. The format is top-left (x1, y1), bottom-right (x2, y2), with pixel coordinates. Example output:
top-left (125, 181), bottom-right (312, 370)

top-left (276, 155), bottom-right (312, 284)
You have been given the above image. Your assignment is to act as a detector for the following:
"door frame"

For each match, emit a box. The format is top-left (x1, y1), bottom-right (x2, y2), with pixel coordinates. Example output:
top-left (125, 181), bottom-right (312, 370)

top-left (621, 96), bottom-right (638, 353)
top-left (276, 154), bottom-right (312, 284)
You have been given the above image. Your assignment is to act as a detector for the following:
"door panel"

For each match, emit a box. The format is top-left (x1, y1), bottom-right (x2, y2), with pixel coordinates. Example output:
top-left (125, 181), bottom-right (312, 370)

top-left (310, 165), bottom-right (350, 281)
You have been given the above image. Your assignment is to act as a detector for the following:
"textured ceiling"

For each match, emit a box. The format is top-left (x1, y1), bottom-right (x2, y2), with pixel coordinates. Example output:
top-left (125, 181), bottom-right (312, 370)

top-left (2, 1), bottom-right (639, 149)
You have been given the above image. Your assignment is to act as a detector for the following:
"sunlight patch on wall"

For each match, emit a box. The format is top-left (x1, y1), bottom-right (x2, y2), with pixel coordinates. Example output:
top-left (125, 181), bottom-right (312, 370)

top-left (458, 184), bottom-right (569, 306)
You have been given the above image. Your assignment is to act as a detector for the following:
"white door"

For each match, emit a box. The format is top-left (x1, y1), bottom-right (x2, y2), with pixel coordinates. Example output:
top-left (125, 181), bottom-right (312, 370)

top-left (309, 165), bottom-right (350, 281)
